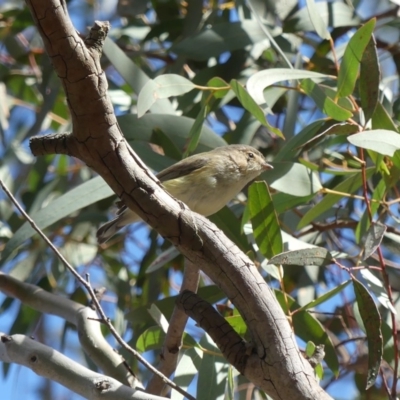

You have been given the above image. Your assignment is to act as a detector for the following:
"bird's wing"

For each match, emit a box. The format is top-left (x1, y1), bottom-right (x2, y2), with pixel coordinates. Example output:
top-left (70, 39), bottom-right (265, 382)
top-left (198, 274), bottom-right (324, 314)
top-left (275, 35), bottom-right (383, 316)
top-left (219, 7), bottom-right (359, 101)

top-left (156, 155), bottom-right (209, 182)
top-left (113, 155), bottom-right (209, 215)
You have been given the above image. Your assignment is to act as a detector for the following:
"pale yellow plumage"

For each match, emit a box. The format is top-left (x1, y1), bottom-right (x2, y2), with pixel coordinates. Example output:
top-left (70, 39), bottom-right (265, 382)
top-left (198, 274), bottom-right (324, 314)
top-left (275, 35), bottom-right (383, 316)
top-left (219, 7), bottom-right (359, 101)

top-left (97, 144), bottom-right (272, 244)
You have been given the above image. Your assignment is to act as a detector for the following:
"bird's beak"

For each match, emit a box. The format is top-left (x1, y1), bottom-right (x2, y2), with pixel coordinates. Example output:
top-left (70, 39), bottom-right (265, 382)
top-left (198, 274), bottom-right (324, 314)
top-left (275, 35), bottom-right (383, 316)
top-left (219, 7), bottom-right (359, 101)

top-left (263, 162), bottom-right (273, 170)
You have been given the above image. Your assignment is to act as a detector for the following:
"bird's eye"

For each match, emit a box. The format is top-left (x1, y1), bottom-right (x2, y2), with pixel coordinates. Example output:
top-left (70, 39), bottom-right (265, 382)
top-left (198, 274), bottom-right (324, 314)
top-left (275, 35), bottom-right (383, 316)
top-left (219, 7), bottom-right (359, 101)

top-left (248, 152), bottom-right (254, 159)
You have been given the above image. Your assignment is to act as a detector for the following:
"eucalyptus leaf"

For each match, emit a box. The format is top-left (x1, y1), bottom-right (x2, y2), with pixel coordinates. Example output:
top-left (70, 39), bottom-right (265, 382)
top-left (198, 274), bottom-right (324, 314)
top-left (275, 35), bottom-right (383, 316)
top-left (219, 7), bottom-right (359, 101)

top-left (247, 69), bottom-right (328, 106)
top-left (268, 248), bottom-right (333, 267)
top-left (337, 18), bottom-right (376, 98)
top-left (348, 130), bottom-right (400, 156)
top-left (352, 277), bottom-right (383, 389)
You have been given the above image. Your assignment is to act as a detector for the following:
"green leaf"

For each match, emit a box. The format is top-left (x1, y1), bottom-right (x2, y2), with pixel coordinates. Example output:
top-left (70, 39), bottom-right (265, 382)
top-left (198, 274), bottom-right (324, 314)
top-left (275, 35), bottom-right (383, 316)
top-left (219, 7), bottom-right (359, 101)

top-left (359, 37), bottom-right (380, 123)
top-left (283, 1), bottom-right (360, 32)
top-left (171, 20), bottom-right (268, 61)
top-left (183, 101), bottom-right (210, 157)
top-left (208, 77), bottom-right (230, 99)
top-left (274, 289), bottom-right (339, 375)
top-left (59, 242), bottom-right (97, 268)
top-left (298, 167), bottom-right (375, 228)
top-left (363, 222), bottom-right (386, 260)
top-left (247, 68), bottom-right (328, 105)
top-left (352, 277), bottom-right (382, 389)
top-left (136, 326), bottom-right (165, 351)
top-left (275, 120), bottom-right (326, 162)
top-left (305, 341), bottom-right (316, 358)
top-left (298, 280), bottom-right (351, 311)
top-left (210, 207), bottom-right (249, 252)
top-left (136, 326), bottom-right (196, 352)
top-left (147, 303), bottom-right (169, 332)
top-left (348, 129), bottom-right (400, 156)
top-left (138, 74), bottom-right (195, 117)
top-left (263, 162), bottom-right (323, 197)
top-left (305, 0), bottom-right (331, 40)
top-left (230, 79), bottom-right (284, 139)
top-left (224, 365), bottom-right (235, 400)
top-left (118, 114), bottom-right (227, 153)
top-left (103, 37), bottom-right (174, 114)
top-left (150, 127), bottom-right (182, 160)
top-left (337, 18), bottom-right (376, 98)
top-left (225, 315), bottom-right (248, 336)
top-left (146, 246), bottom-right (180, 273)
top-left (126, 286), bottom-right (225, 327)
top-left (173, 348), bottom-right (200, 397)
top-left (359, 269), bottom-right (396, 313)
top-left (295, 122), bottom-right (360, 153)
top-left (301, 79), bottom-right (353, 121)
top-left (371, 102), bottom-right (398, 131)
top-left (272, 192), bottom-right (315, 214)
top-left (315, 363), bottom-right (324, 380)
top-left (248, 182), bottom-right (282, 258)
top-left (1, 176), bottom-right (113, 264)
top-left (268, 248), bottom-right (333, 267)
top-left (197, 335), bottom-right (227, 400)
top-left (355, 179), bottom-right (386, 244)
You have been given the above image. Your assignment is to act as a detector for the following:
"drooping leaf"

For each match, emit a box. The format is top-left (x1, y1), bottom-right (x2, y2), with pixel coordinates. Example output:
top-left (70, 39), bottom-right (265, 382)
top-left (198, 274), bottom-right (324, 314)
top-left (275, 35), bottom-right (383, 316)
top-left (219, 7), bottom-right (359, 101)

top-left (352, 277), bottom-right (383, 389)
top-left (355, 179), bottom-right (386, 244)
top-left (362, 222), bottom-right (386, 260)
top-left (305, 0), bottom-right (331, 40)
top-left (248, 181), bottom-right (283, 258)
top-left (359, 36), bottom-right (380, 123)
top-left (172, 348), bottom-right (201, 400)
top-left (337, 18), bottom-right (376, 98)
top-left (230, 79), bottom-right (284, 139)
top-left (183, 100), bottom-right (210, 157)
top-left (197, 334), bottom-right (227, 400)
top-left (359, 269), bottom-right (396, 314)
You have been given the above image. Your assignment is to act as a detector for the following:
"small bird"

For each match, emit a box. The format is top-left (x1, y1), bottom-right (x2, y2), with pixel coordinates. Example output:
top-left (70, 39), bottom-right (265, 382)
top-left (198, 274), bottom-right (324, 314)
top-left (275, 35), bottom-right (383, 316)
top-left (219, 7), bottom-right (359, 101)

top-left (97, 144), bottom-right (272, 244)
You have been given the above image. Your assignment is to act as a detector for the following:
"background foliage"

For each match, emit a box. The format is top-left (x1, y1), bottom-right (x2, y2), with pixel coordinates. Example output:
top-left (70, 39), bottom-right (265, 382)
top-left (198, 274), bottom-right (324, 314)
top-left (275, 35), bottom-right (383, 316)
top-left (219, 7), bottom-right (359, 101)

top-left (1, 0), bottom-right (400, 399)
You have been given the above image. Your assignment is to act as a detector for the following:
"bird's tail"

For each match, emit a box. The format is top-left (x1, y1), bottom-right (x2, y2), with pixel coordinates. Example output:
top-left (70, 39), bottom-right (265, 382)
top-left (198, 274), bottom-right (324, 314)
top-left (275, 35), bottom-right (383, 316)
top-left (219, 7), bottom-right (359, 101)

top-left (97, 208), bottom-right (139, 244)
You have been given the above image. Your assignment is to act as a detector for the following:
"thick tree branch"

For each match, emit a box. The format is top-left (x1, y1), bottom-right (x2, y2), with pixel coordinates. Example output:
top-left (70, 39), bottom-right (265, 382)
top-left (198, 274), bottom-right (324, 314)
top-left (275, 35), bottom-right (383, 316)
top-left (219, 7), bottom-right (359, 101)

top-left (24, 1), bottom-right (333, 398)
top-left (0, 272), bottom-right (138, 388)
top-left (0, 333), bottom-right (167, 400)
top-left (147, 261), bottom-right (200, 395)
top-left (176, 290), bottom-right (249, 373)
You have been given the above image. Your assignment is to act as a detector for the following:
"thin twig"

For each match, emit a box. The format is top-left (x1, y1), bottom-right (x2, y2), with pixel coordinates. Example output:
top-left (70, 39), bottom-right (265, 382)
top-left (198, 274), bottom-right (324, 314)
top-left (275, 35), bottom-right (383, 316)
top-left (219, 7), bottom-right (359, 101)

top-left (0, 179), bottom-right (195, 400)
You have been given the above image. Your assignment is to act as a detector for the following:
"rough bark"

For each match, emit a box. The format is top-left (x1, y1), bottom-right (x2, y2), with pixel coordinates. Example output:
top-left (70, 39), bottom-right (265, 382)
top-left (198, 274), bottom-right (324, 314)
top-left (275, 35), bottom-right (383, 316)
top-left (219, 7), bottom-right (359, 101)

top-left (24, 1), bottom-right (333, 399)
